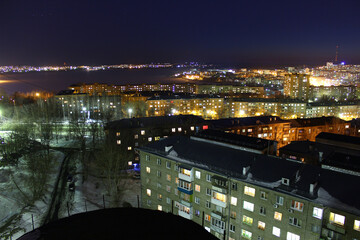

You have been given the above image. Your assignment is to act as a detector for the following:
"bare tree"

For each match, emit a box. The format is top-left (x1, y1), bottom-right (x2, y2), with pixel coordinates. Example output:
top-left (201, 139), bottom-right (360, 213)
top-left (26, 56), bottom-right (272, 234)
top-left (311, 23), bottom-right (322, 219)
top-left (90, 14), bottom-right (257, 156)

top-left (95, 141), bottom-right (129, 207)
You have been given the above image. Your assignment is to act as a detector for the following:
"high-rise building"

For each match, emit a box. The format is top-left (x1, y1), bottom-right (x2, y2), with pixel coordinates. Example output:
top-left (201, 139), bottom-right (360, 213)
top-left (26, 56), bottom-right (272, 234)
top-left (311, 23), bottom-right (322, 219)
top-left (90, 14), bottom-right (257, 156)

top-left (284, 74), bottom-right (310, 101)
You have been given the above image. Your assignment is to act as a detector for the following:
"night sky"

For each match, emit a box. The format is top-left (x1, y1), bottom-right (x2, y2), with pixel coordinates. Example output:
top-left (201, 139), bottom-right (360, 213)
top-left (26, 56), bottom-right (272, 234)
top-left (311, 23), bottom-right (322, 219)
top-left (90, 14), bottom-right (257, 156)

top-left (1, 0), bottom-right (359, 67)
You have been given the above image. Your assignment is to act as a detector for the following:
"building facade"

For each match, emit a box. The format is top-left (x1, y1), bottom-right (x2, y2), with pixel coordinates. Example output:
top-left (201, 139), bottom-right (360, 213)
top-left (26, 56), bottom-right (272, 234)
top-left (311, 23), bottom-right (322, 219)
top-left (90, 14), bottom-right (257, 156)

top-left (139, 136), bottom-right (360, 240)
top-left (284, 74), bottom-right (310, 101)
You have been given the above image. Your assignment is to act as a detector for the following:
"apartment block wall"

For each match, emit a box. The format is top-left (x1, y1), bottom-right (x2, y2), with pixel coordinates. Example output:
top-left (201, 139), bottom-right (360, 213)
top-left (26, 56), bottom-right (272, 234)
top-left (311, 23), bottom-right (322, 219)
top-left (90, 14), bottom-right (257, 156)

top-left (139, 150), bottom-right (360, 240)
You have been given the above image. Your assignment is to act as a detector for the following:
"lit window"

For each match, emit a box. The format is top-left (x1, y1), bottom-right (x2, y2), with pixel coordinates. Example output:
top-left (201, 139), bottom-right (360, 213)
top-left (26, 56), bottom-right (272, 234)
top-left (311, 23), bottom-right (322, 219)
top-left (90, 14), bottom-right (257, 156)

top-left (195, 210), bottom-right (200, 217)
top-left (286, 232), bottom-right (300, 240)
top-left (212, 191), bottom-right (226, 203)
top-left (205, 214), bottom-right (211, 222)
top-left (127, 146), bottom-right (132, 150)
top-left (291, 200), bottom-right (304, 211)
top-left (258, 221), bottom-right (266, 230)
top-left (274, 211), bottom-right (282, 221)
top-left (146, 189), bottom-right (151, 196)
top-left (242, 215), bottom-right (253, 225)
top-left (195, 184), bottom-right (201, 192)
top-left (231, 196), bottom-right (237, 206)
top-left (166, 174), bottom-right (171, 181)
top-left (172, 128), bottom-right (176, 132)
top-left (155, 136), bottom-right (160, 141)
top-left (241, 229), bottom-right (252, 239)
top-left (146, 167), bottom-right (150, 173)
top-left (230, 211), bottom-right (236, 219)
top-left (141, 130), bottom-right (145, 135)
top-left (244, 186), bottom-right (256, 197)
top-left (195, 170), bottom-right (201, 179)
top-left (148, 137), bottom-right (152, 142)
top-left (134, 134), bottom-right (138, 139)
top-left (116, 140), bottom-right (121, 145)
top-left (180, 168), bottom-right (191, 176)
top-left (312, 207), bottom-right (323, 219)
top-left (243, 201), bottom-right (254, 212)
top-left (354, 220), bottom-right (360, 231)
top-left (128, 161), bottom-right (132, 166)
top-left (178, 127), bottom-right (182, 132)
top-left (157, 205), bottom-right (162, 211)
top-left (272, 226), bottom-right (281, 237)
top-left (329, 212), bottom-right (345, 226)
top-left (157, 193), bottom-right (162, 200)
top-left (116, 132), bottom-right (120, 136)
top-left (190, 126), bottom-right (195, 131)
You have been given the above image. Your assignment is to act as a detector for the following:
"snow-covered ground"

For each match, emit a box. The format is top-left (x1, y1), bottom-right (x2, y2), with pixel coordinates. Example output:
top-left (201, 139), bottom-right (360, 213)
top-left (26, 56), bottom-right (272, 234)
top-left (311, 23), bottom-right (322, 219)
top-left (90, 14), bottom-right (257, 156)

top-left (0, 137), bottom-right (141, 239)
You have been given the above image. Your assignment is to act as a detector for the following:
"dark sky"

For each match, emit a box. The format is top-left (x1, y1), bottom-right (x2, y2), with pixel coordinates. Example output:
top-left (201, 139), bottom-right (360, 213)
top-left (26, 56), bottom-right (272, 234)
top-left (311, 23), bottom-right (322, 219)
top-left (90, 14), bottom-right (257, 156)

top-left (1, 0), bottom-right (359, 67)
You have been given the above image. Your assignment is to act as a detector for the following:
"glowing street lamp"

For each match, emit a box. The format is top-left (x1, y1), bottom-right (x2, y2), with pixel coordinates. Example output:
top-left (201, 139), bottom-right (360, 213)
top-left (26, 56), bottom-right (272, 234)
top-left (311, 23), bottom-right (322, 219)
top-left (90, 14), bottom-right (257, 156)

top-left (128, 108), bottom-right (133, 118)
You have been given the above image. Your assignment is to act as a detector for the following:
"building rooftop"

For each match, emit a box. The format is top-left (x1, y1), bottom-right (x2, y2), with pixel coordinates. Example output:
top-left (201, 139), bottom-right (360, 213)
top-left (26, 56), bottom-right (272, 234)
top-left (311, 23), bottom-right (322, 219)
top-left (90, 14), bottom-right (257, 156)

top-left (105, 115), bottom-right (206, 130)
top-left (140, 136), bottom-right (360, 215)
top-left (195, 129), bottom-right (276, 152)
top-left (209, 116), bottom-right (290, 129)
top-left (289, 116), bottom-right (346, 127)
top-left (232, 98), bottom-right (306, 103)
top-left (147, 94), bottom-right (222, 101)
top-left (316, 132), bottom-right (360, 146)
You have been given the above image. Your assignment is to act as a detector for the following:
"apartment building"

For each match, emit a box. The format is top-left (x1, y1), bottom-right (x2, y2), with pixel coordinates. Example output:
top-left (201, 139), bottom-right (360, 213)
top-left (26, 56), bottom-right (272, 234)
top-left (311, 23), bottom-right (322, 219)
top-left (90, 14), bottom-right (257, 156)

top-left (306, 101), bottom-right (360, 120)
top-left (146, 94), bottom-right (225, 119)
top-left (284, 73), bottom-right (310, 101)
top-left (55, 90), bottom-right (122, 120)
top-left (209, 116), bottom-right (292, 148)
top-left (139, 135), bottom-right (360, 240)
top-left (229, 98), bottom-right (306, 119)
top-left (104, 115), bottom-right (208, 164)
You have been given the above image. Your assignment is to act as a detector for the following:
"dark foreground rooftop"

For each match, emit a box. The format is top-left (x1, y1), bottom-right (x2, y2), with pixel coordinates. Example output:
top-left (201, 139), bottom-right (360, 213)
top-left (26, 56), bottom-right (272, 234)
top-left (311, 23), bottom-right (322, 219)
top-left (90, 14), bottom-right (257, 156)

top-left (19, 208), bottom-right (216, 240)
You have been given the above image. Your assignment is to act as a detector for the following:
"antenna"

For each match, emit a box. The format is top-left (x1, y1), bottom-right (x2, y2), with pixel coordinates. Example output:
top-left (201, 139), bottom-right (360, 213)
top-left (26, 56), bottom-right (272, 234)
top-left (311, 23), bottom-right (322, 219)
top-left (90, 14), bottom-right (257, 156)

top-left (335, 45), bottom-right (339, 63)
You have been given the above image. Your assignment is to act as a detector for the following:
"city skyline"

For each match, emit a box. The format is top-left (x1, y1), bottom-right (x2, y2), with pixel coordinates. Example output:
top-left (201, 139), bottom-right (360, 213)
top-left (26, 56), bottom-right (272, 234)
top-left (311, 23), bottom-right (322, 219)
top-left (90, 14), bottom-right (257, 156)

top-left (1, 0), bottom-right (360, 67)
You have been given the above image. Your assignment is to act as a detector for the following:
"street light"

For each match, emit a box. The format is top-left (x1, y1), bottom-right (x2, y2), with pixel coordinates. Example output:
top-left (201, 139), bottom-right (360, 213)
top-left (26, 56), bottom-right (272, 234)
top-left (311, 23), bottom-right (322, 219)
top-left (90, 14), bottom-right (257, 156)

top-left (171, 109), bottom-right (176, 115)
top-left (128, 108), bottom-right (133, 118)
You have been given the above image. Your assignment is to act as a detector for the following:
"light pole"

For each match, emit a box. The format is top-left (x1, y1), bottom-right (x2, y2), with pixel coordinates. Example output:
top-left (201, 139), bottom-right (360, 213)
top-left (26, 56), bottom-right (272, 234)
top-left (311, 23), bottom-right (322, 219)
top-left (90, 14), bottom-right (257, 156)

top-left (128, 108), bottom-right (133, 118)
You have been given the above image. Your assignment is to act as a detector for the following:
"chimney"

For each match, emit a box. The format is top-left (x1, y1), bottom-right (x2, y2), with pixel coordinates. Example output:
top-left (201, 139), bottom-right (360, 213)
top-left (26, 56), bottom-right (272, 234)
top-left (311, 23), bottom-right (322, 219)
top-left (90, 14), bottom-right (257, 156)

top-left (319, 152), bottom-right (323, 163)
top-left (243, 166), bottom-right (250, 175)
top-left (165, 145), bottom-right (173, 152)
top-left (310, 182), bottom-right (318, 195)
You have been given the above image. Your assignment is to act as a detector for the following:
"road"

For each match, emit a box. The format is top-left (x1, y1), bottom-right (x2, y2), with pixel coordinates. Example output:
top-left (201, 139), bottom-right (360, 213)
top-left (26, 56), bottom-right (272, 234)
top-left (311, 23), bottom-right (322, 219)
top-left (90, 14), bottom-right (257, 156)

top-left (42, 149), bottom-right (76, 225)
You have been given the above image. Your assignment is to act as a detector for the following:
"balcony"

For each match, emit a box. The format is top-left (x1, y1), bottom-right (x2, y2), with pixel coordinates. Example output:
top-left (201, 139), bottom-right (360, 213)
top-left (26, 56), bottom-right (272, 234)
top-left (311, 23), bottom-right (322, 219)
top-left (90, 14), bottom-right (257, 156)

top-left (210, 212), bottom-right (225, 234)
top-left (178, 165), bottom-right (194, 182)
top-left (212, 175), bottom-right (228, 189)
top-left (326, 223), bottom-right (346, 235)
top-left (175, 201), bottom-right (193, 220)
top-left (211, 197), bottom-right (227, 208)
top-left (178, 179), bottom-right (193, 195)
